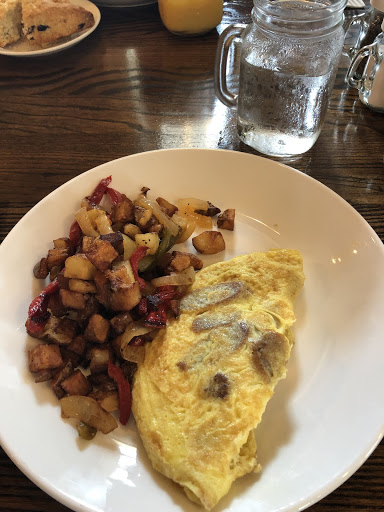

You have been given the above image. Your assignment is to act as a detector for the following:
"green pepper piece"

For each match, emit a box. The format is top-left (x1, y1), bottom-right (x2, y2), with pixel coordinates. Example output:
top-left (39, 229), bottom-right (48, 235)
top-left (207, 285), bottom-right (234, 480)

top-left (77, 421), bottom-right (97, 440)
top-left (138, 228), bottom-right (179, 273)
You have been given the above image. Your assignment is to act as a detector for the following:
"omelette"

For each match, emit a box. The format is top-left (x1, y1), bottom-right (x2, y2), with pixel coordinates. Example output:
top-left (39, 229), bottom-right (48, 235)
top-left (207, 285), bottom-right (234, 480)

top-left (132, 249), bottom-right (305, 510)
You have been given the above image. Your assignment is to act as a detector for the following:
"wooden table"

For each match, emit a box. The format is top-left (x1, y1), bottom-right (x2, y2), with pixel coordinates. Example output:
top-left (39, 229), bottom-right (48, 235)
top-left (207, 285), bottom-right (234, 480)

top-left (0, 1), bottom-right (383, 511)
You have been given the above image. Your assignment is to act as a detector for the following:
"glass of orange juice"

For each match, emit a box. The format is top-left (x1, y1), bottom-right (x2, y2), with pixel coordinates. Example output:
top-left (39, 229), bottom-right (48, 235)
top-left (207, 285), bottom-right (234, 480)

top-left (158, 0), bottom-right (223, 36)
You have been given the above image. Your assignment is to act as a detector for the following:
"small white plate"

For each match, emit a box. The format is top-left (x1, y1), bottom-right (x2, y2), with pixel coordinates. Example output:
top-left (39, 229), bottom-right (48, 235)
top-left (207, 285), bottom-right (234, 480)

top-left (0, 149), bottom-right (383, 512)
top-left (95, 0), bottom-right (157, 7)
top-left (0, 0), bottom-right (100, 57)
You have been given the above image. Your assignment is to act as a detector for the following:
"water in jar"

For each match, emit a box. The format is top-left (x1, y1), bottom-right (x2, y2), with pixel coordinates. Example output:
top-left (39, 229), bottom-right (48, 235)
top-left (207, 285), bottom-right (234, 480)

top-left (237, 57), bottom-right (334, 157)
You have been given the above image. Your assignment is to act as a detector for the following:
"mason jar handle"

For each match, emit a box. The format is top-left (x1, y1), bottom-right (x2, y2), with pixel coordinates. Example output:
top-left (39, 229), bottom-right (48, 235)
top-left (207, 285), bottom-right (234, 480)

top-left (342, 12), bottom-right (367, 59)
top-left (214, 24), bottom-right (245, 108)
top-left (347, 44), bottom-right (375, 88)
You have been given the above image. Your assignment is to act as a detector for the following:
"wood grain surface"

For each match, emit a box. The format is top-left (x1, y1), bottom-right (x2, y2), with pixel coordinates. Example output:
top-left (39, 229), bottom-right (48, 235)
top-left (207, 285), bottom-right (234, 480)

top-left (0, 1), bottom-right (383, 511)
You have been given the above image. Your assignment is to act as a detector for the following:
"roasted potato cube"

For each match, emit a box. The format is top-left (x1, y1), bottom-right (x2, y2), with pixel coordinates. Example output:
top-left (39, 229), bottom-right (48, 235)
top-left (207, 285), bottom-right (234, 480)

top-left (47, 248), bottom-right (69, 271)
top-left (156, 197), bottom-right (178, 217)
top-left (44, 317), bottom-right (79, 345)
top-left (217, 208), bottom-right (235, 231)
top-left (69, 279), bottom-right (97, 294)
top-left (111, 194), bottom-right (135, 224)
top-left (87, 346), bottom-right (113, 373)
top-left (61, 369), bottom-right (92, 396)
top-left (84, 314), bottom-right (110, 343)
top-left (33, 257), bottom-right (49, 279)
top-left (60, 395), bottom-right (118, 434)
top-left (66, 335), bottom-right (87, 356)
top-left (47, 292), bottom-right (67, 318)
top-left (134, 205), bottom-right (152, 228)
top-left (33, 369), bottom-right (54, 383)
top-left (109, 281), bottom-right (141, 311)
top-left (60, 289), bottom-right (89, 310)
top-left (123, 223), bottom-right (141, 239)
top-left (51, 360), bottom-right (73, 399)
top-left (53, 237), bottom-right (73, 251)
top-left (76, 295), bottom-right (100, 328)
top-left (99, 232), bottom-right (123, 248)
top-left (192, 231), bottom-right (226, 255)
top-left (135, 232), bottom-right (159, 255)
top-left (56, 273), bottom-right (70, 290)
top-left (90, 389), bottom-right (119, 412)
top-left (110, 312), bottom-right (133, 334)
top-left (169, 251), bottom-right (204, 272)
top-left (64, 254), bottom-right (96, 280)
top-left (28, 344), bottom-right (63, 372)
top-left (105, 265), bottom-right (134, 289)
top-left (82, 236), bottom-right (118, 271)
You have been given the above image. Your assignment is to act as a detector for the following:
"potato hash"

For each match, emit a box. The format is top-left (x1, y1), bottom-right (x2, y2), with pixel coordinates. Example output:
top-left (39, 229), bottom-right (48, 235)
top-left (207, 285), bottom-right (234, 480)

top-left (26, 176), bottom-right (235, 439)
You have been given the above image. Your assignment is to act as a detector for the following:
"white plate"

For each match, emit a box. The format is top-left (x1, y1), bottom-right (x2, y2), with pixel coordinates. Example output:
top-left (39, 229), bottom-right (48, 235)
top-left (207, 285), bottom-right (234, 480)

top-left (0, 149), bottom-right (383, 512)
top-left (0, 0), bottom-right (100, 57)
top-left (95, 0), bottom-right (156, 8)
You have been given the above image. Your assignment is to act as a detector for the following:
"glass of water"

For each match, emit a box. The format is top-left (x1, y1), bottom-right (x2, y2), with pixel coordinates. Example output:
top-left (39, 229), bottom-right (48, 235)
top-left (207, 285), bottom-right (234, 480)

top-left (214, 0), bottom-right (346, 157)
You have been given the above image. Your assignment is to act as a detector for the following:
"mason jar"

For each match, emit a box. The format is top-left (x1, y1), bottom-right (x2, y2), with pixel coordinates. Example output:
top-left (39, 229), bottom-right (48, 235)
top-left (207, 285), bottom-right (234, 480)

top-left (214, 0), bottom-right (347, 157)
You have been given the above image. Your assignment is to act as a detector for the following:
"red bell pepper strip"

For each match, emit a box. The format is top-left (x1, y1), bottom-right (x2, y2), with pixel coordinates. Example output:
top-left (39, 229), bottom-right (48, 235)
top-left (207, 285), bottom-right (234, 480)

top-left (106, 187), bottom-right (123, 205)
top-left (87, 176), bottom-right (112, 205)
top-left (129, 246), bottom-right (148, 290)
top-left (27, 278), bottom-right (60, 335)
top-left (28, 278), bottom-right (59, 319)
top-left (68, 220), bottom-right (82, 250)
top-left (144, 303), bottom-right (167, 328)
top-left (108, 361), bottom-right (131, 426)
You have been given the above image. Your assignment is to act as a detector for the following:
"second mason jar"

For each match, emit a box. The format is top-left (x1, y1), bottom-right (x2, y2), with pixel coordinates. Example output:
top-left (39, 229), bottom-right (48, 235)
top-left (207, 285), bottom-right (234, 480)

top-left (215, 0), bottom-right (347, 157)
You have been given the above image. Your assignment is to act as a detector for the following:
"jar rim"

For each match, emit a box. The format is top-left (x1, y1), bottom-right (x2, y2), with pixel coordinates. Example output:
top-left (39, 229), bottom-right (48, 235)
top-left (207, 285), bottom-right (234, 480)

top-left (253, 0), bottom-right (347, 35)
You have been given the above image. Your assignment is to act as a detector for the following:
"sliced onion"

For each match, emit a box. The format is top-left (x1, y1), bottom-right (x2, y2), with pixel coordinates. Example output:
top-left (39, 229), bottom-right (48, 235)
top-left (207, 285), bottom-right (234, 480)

top-left (139, 196), bottom-right (180, 237)
top-left (120, 322), bottom-right (153, 351)
top-left (151, 266), bottom-right (196, 288)
top-left (178, 198), bottom-right (209, 215)
top-left (176, 217), bottom-right (197, 243)
top-left (95, 212), bottom-right (113, 235)
top-left (121, 234), bottom-right (137, 260)
top-left (75, 207), bottom-right (99, 237)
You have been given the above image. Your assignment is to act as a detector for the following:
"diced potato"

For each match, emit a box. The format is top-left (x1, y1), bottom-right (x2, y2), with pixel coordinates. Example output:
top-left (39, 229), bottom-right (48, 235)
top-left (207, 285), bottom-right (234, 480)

top-left (64, 254), bottom-right (97, 280)
top-left (82, 237), bottom-right (118, 271)
top-left (217, 208), bottom-right (235, 231)
top-left (44, 317), bottom-right (79, 345)
top-left (123, 223), bottom-right (142, 239)
top-left (28, 344), bottom-right (63, 372)
top-left (111, 194), bottom-right (134, 224)
top-left (87, 346), bottom-right (113, 373)
top-left (53, 237), bottom-right (73, 250)
top-left (109, 281), bottom-right (141, 311)
top-left (47, 248), bottom-right (69, 271)
top-left (90, 389), bottom-right (119, 412)
top-left (60, 395), bottom-right (118, 434)
top-left (134, 203), bottom-right (152, 228)
top-left (69, 279), bottom-right (97, 294)
top-left (61, 369), bottom-right (92, 396)
top-left (135, 232), bottom-right (159, 255)
top-left (60, 289), bottom-right (88, 310)
top-left (192, 231), bottom-right (226, 255)
top-left (33, 257), bottom-right (49, 279)
top-left (84, 314), bottom-right (110, 343)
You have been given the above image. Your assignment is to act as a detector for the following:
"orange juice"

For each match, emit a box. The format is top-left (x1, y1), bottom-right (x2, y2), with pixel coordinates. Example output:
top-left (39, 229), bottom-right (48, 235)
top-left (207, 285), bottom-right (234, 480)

top-left (158, 0), bottom-right (223, 36)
